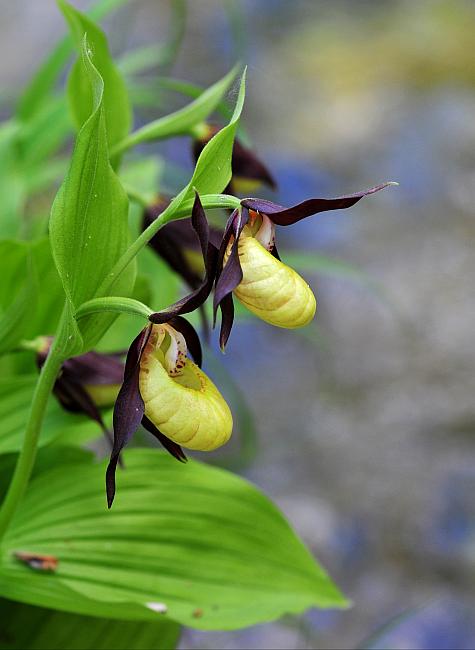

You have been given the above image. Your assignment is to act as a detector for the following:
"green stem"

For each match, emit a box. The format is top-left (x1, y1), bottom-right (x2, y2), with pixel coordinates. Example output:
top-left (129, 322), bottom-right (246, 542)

top-left (75, 296), bottom-right (153, 321)
top-left (0, 343), bottom-right (64, 538)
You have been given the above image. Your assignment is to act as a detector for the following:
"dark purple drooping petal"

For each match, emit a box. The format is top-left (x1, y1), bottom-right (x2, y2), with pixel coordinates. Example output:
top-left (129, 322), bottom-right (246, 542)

top-left (241, 183), bottom-right (394, 226)
top-left (213, 207), bottom-right (250, 348)
top-left (169, 315), bottom-right (203, 367)
top-left (218, 293), bottom-right (235, 351)
top-left (106, 326), bottom-right (152, 508)
top-left (53, 376), bottom-right (114, 448)
top-left (149, 192), bottom-right (218, 324)
top-left (141, 416), bottom-right (187, 463)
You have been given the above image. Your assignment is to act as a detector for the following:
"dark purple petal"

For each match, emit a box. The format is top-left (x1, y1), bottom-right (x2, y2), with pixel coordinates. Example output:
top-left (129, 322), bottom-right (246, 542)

top-left (213, 208), bottom-right (249, 346)
top-left (106, 326), bottom-right (152, 508)
top-left (169, 315), bottom-right (202, 367)
top-left (149, 192), bottom-right (218, 324)
top-left (54, 375), bottom-right (108, 430)
top-left (241, 183), bottom-right (394, 226)
top-left (141, 416), bottom-right (187, 463)
top-left (218, 293), bottom-right (235, 351)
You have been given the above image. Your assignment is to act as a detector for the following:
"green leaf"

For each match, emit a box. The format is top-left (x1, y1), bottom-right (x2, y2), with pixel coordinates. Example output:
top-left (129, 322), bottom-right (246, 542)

top-left (0, 242), bottom-right (37, 355)
top-left (0, 598), bottom-right (180, 650)
top-left (111, 65), bottom-right (240, 157)
top-left (23, 239), bottom-right (65, 339)
top-left (0, 375), bottom-right (107, 456)
top-left (59, 0), bottom-right (131, 159)
top-left (184, 68), bottom-right (246, 198)
top-left (16, 0), bottom-right (131, 123)
top-left (0, 123), bottom-right (25, 238)
top-left (0, 450), bottom-right (346, 630)
top-left (49, 37), bottom-right (135, 352)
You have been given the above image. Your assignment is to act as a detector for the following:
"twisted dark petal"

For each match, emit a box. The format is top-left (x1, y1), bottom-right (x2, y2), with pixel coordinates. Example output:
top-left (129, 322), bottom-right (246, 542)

top-left (169, 315), bottom-right (203, 367)
top-left (141, 416), bottom-right (187, 463)
top-left (106, 326), bottom-right (152, 508)
top-left (219, 293), bottom-right (235, 351)
top-left (149, 193), bottom-right (218, 324)
top-left (213, 208), bottom-right (249, 347)
top-left (241, 183), bottom-right (393, 226)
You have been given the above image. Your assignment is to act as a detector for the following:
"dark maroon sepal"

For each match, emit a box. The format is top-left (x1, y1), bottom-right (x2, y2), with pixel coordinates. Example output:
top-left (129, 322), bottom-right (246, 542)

top-left (241, 183), bottom-right (393, 226)
top-left (213, 208), bottom-right (249, 348)
top-left (218, 293), bottom-right (235, 351)
top-left (141, 416), bottom-right (187, 463)
top-left (106, 326), bottom-right (152, 508)
top-left (169, 315), bottom-right (202, 367)
top-left (149, 192), bottom-right (218, 324)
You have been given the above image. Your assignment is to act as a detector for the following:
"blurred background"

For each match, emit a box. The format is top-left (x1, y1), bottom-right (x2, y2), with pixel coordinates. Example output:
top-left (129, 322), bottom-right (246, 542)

top-left (1, 0), bottom-right (475, 648)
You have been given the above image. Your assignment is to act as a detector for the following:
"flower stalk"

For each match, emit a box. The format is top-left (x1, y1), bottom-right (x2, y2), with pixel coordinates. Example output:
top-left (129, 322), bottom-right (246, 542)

top-left (0, 337), bottom-right (65, 538)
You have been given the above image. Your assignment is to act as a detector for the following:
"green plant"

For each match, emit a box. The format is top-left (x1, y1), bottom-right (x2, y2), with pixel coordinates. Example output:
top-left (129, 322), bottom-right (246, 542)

top-left (0, 2), bottom-right (394, 647)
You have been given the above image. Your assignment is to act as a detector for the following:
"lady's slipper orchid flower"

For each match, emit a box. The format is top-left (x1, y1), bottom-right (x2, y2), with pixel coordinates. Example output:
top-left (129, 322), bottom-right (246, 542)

top-left (214, 183), bottom-right (394, 348)
top-left (192, 124), bottom-right (276, 195)
top-left (37, 339), bottom-right (124, 444)
top-left (106, 194), bottom-right (233, 507)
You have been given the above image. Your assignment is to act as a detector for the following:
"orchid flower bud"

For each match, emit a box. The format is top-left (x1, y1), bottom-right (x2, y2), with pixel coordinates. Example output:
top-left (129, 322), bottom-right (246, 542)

top-left (139, 324), bottom-right (232, 451)
top-left (225, 211), bottom-right (316, 329)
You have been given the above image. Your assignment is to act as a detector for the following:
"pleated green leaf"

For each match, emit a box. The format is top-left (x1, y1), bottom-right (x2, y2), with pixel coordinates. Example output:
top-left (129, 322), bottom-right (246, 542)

top-left (0, 450), bottom-right (346, 630)
top-left (0, 599), bottom-right (180, 650)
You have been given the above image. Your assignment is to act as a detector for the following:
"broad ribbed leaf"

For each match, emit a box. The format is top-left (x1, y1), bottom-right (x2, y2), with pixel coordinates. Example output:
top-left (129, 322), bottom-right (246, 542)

top-left (0, 599), bottom-right (179, 650)
top-left (0, 376), bottom-right (108, 456)
top-left (58, 0), bottom-right (131, 156)
top-left (0, 450), bottom-right (346, 630)
top-left (49, 37), bottom-right (135, 351)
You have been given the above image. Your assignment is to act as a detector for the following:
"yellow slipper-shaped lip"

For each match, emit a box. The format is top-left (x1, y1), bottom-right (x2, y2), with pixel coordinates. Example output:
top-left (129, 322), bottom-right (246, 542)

top-left (234, 234), bottom-right (316, 328)
top-left (139, 328), bottom-right (233, 451)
